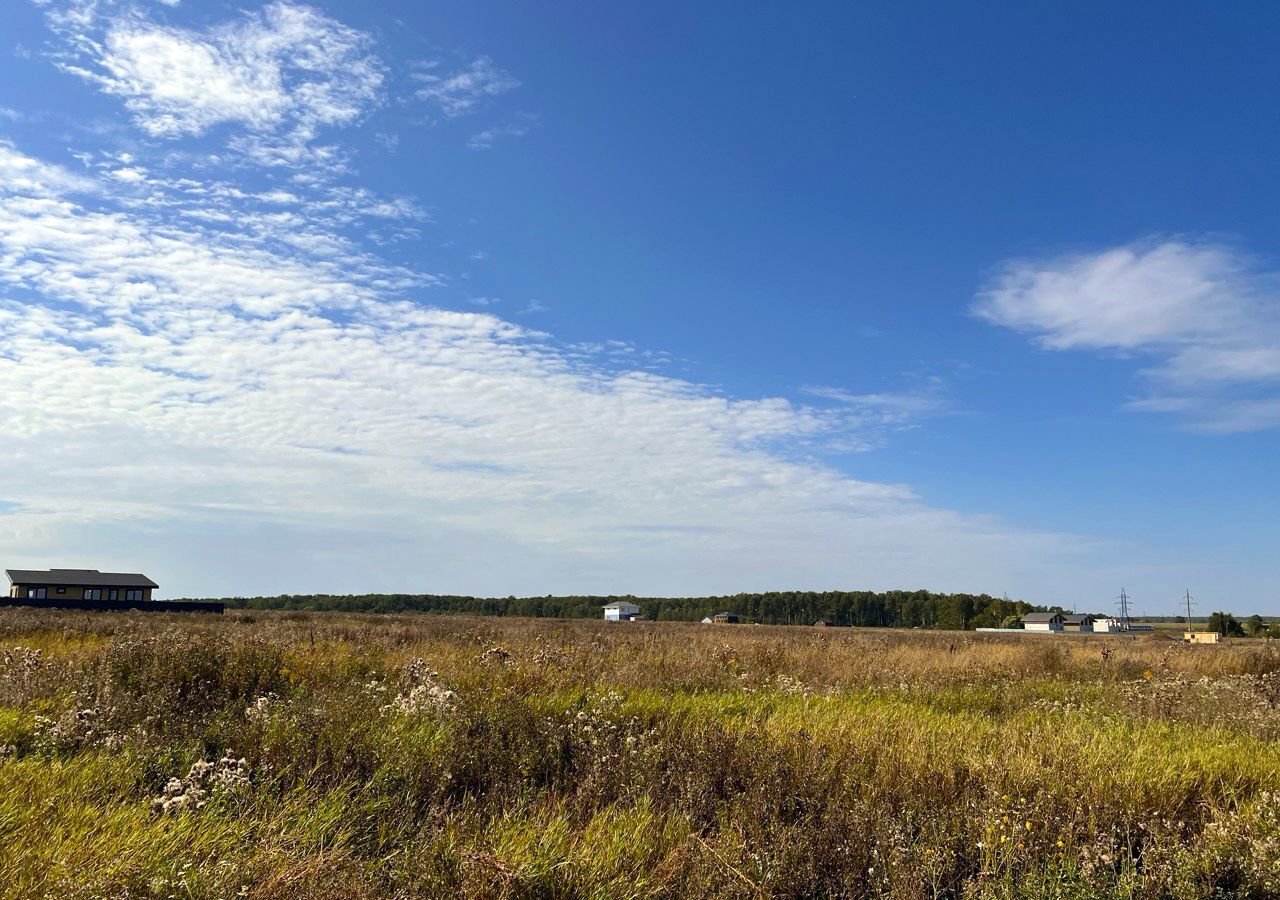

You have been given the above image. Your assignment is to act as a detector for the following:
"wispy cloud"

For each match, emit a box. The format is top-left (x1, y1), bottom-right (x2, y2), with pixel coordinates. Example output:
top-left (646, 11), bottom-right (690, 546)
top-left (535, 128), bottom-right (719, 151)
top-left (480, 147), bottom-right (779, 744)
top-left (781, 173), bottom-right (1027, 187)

top-left (975, 239), bottom-right (1280, 432)
top-left (0, 139), bottom-right (1089, 594)
top-left (414, 56), bottom-right (519, 118)
top-left (0, 141), bottom-right (99, 196)
top-left (45, 0), bottom-right (384, 173)
top-left (468, 113), bottom-right (538, 149)
top-left (803, 378), bottom-right (951, 433)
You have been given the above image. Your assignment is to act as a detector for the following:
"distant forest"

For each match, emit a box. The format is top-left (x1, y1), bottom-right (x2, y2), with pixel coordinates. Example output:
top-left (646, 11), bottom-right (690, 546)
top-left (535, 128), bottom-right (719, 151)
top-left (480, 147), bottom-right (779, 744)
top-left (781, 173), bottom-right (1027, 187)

top-left (198, 590), bottom-right (1042, 630)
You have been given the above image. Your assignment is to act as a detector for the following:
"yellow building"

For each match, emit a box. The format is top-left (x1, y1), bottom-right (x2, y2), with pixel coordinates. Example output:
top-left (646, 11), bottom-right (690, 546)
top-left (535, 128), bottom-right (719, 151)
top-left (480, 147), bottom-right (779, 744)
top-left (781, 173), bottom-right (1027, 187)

top-left (1183, 631), bottom-right (1221, 644)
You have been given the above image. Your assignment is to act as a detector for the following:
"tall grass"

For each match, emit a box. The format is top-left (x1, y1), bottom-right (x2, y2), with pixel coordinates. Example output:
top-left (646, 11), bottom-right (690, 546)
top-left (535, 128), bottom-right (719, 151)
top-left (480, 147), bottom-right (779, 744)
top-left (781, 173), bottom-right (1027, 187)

top-left (0, 609), bottom-right (1278, 898)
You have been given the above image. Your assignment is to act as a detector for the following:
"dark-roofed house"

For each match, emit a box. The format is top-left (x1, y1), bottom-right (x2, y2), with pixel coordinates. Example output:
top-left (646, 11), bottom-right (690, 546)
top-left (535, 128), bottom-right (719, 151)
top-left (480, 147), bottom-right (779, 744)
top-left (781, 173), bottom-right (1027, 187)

top-left (6, 569), bottom-right (158, 603)
top-left (1061, 614), bottom-right (1097, 633)
top-left (1021, 612), bottom-right (1065, 632)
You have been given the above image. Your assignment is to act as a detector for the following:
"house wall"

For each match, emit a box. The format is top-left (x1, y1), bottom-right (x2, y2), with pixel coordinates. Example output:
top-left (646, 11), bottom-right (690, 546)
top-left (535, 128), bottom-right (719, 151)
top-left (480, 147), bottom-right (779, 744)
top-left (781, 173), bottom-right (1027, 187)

top-left (0, 596), bottom-right (220, 613)
top-left (1024, 622), bottom-right (1061, 632)
top-left (10, 584), bottom-right (152, 601)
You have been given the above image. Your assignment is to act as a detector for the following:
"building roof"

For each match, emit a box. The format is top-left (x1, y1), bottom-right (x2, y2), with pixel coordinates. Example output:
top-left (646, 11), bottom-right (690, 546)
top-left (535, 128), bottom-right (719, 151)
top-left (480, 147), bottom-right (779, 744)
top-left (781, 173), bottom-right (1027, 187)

top-left (5, 569), bottom-right (158, 588)
top-left (603, 601), bottom-right (640, 609)
top-left (1021, 612), bottom-right (1063, 623)
top-left (1061, 614), bottom-right (1096, 625)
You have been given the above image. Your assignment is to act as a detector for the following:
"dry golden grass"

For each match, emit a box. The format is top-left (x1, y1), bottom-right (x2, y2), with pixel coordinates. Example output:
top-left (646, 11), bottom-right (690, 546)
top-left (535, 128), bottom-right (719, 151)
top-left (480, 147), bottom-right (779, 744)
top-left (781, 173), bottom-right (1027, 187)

top-left (0, 608), bottom-right (1278, 898)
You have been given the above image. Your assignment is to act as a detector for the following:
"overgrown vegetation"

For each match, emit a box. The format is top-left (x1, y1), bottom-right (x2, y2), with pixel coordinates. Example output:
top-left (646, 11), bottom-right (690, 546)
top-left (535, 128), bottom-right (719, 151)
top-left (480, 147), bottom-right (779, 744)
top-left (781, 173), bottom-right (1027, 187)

top-left (1, 609), bottom-right (1279, 898)
top-left (198, 589), bottom-right (1040, 629)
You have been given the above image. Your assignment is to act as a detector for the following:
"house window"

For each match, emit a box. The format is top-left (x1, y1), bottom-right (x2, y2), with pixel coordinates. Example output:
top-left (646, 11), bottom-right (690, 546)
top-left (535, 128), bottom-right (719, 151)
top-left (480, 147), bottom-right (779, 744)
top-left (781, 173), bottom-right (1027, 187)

top-left (84, 589), bottom-right (101, 600)
top-left (30, 588), bottom-right (47, 599)
top-left (108, 589), bottom-right (118, 601)
top-left (56, 587), bottom-right (65, 594)
top-left (124, 589), bottom-right (143, 602)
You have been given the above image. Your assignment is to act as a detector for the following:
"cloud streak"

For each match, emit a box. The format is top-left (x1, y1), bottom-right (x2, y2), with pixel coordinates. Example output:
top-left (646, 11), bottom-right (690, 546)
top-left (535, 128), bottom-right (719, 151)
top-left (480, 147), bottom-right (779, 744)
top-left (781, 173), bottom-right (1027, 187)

top-left (468, 113), bottom-right (539, 150)
top-left (414, 56), bottom-right (519, 118)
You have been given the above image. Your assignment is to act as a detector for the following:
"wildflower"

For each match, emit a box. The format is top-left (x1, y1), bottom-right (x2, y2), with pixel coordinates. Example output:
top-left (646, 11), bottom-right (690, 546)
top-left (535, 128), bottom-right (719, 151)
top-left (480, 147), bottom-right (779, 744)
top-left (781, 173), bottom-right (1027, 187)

top-left (152, 753), bottom-right (251, 814)
top-left (384, 659), bottom-right (459, 715)
top-left (480, 646), bottom-right (514, 667)
top-left (245, 694), bottom-right (279, 723)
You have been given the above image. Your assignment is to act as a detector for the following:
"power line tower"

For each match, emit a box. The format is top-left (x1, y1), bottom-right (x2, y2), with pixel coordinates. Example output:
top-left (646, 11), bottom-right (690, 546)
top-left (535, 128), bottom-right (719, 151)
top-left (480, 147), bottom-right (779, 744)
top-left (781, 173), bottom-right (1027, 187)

top-left (1116, 588), bottom-right (1132, 631)
top-left (1184, 589), bottom-right (1196, 630)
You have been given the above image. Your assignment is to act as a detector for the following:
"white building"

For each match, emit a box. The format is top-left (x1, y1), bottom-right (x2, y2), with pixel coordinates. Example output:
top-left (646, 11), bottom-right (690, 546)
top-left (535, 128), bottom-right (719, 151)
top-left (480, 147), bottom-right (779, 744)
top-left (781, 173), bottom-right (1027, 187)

top-left (1021, 612), bottom-right (1065, 632)
top-left (1094, 617), bottom-right (1123, 633)
top-left (603, 601), bottom-right (641, 622)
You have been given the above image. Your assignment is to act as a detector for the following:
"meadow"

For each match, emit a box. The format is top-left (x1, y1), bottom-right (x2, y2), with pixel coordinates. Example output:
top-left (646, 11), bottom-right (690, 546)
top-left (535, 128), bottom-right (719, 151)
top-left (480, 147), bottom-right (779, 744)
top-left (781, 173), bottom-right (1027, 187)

top-left (1, 609), bottom-right (1278, 899)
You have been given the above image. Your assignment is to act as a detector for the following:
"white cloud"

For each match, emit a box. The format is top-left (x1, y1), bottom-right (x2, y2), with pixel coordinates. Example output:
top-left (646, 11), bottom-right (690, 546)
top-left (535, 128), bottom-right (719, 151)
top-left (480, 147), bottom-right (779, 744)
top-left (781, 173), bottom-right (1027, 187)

top-left (803, 379), bottom-right (951, 429)
top-left (414, 56), bottom-right (519, 118)
top-left (975, 240), bottom-right (1280, 432)
top-left (0, 141), bottom-right (98, 196)
top-left (0, 141), bottom-right (1093, 597)
top-left (47, 1), bottom-right (383, 171)
top-left (468, 113), bottom-right (538, 149)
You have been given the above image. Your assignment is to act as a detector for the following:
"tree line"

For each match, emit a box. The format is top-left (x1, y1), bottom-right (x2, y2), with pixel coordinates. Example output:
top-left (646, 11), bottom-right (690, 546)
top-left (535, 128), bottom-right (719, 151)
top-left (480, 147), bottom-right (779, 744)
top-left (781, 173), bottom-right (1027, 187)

top-left (202, 589), bottom-right (1041, 629)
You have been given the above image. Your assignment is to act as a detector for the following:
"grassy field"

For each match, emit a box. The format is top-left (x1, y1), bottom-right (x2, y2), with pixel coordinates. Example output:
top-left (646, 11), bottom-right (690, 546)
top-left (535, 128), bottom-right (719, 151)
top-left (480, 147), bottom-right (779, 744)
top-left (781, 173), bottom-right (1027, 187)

top-left (1, 610), bottom-right (1279, 899)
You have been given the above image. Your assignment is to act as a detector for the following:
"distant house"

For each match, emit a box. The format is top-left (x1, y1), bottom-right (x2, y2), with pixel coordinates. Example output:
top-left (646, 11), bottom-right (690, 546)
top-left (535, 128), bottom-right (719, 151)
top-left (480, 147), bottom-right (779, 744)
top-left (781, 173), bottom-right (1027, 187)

top-left (1021, 612), bottom-right (1065, 632)
top-left (1094, 617), bottom-right (1123, 633)
top-left (603, 601), bottom-right (641, 622)
top-left (1061, 614), bottom-right (1097, 633)
top-left (813, 618), bottom-right (834, 627)
top-left (710, 611), bottom-right (739, 624)
top-left (6, 569), bottom-right (157, 603)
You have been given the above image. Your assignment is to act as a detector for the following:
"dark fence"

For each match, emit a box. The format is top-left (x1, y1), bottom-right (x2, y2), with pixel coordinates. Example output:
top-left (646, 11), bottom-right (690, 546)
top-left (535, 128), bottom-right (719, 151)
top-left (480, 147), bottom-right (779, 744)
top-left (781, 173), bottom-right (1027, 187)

top-left (0, 597), bottom-right (224, 614)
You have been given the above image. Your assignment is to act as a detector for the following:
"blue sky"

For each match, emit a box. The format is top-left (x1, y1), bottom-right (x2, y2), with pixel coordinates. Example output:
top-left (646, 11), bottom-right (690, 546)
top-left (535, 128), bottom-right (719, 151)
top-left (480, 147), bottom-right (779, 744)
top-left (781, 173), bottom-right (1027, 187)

top-left (1, 0), bottom-right (1277, 613)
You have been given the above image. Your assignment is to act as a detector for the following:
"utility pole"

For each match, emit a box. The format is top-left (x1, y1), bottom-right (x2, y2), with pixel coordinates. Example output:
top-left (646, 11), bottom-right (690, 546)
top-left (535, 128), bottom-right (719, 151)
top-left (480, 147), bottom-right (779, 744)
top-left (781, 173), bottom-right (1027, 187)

top-left (1116, 588), bottom-right (1132, 632)
top-left (1184, 589), bottom-right (1196, 631)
